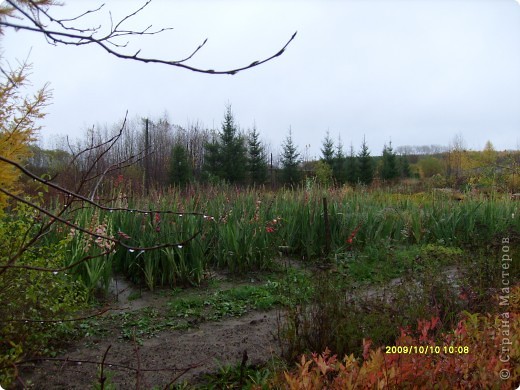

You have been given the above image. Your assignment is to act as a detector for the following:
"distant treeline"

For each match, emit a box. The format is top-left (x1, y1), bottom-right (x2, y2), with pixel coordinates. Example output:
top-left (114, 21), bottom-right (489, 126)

top-left (27, 107), bottom-right (519, 193)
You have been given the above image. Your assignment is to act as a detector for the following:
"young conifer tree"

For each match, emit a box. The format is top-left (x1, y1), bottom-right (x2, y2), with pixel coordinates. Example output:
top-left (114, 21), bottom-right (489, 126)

top-left (169, 143), bottom-right (192, 187)
top-left (204, 105), bottom-right (247, 183)
top-left (357, 136), bottom-right (374, 185)
top-left (321, 130), bottom-right (335, 166)
top-left (398, 154), bottom-right (411, 178)
top-left (247, 125), bottom-right (268, 185)
top-left (381, 141), bottom-right (399, 181)
top-left (345, 143), bottom-right (359, 185)
top-left (220, 105), bottom-right (247, 183)
top-left (280, 128), bottom-right (301, 185)
top-left (334, 134), bottom-right (347, 185)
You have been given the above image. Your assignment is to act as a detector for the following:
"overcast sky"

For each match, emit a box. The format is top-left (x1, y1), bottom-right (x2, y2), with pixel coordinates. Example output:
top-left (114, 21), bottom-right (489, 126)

top-left (2, 0), bottom-right (520, 158)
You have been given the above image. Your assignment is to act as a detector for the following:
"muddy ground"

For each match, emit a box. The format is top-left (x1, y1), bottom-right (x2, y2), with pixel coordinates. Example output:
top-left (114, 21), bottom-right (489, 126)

top-left (16, 263), bottom-right (461, 388)
top-left (20, 311), bottom-right (281, 388)
top-left (17, 274), bottom-right (285, 389)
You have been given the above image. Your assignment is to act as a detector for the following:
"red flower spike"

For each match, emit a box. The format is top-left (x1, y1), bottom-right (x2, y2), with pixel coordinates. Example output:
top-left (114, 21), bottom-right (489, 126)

top-left (346, 222), bottom-right (363, 244)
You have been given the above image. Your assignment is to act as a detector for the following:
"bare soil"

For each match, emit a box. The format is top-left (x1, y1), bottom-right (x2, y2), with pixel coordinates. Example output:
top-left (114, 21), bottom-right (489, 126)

top-left (18, 275), bottom-right (284, 389)
top-left (20, 311), bottom-right (281, 388)
top-left (16, 263), bottom-right (462, 388)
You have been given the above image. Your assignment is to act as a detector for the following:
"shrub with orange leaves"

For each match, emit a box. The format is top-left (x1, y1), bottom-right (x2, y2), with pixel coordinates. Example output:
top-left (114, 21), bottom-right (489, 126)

top-left (283, 285), bottom-right (519, 389)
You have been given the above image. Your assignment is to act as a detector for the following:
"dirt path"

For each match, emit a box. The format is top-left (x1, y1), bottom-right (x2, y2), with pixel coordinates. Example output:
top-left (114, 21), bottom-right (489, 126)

top-left (18, 274), bottom-right (284, 388)
top-left (20, 309), bottom-right (281, 388)
top-left (18, 264), bottom-right (462, 388)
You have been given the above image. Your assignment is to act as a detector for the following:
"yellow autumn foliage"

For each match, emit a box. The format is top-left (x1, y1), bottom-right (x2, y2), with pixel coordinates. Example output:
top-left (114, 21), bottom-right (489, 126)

top-left (0, 1), bottom-right (55, 212)
top-left (0, 62), bottom-right (50, 212)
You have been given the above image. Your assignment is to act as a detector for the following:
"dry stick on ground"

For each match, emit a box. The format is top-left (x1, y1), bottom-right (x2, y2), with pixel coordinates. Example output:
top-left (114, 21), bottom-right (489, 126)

top-left (133, 334), bottom-right (143, 390)
top-left (15, 355), bottom-right (209, 382)
top-left (162, 361), bottom-right (209, 390)
top-left (0, 306), bottom-right (113, 324)
top-left (98, 345), bottom-right (112, 390)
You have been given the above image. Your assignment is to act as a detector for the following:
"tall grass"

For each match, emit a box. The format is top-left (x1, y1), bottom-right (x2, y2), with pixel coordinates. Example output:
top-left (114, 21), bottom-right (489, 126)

top-left (58, 185), bottom-right (518, 293)
top-left (65, 208), bottom-right (115, 297)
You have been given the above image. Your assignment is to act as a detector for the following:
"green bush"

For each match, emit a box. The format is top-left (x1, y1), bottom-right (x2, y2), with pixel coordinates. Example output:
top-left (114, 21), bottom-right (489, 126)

top-left (0, 203), bottom-right (88, 387)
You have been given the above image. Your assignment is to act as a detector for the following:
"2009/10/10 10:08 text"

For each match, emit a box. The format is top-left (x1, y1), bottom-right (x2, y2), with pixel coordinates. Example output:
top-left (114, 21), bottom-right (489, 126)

top-left (385, 345), bottom-right (470, 354)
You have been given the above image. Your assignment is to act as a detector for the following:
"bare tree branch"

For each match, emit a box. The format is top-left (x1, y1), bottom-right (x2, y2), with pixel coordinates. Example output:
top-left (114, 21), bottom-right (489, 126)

top-left (1, 1), bottom-right (297, 75)
top-left (0, 187), bottom-right (205, 265)
top-left (0, 154), bottom-right (214, 218)
top-left (38, 2), bottom-right (105, 28)
top-left (86, 149), bottom-right (148, 197)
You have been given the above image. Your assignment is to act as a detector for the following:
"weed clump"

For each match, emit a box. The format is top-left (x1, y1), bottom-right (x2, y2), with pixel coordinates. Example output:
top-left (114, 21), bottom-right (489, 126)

top-left (278, 245), bottom-right (505, 363)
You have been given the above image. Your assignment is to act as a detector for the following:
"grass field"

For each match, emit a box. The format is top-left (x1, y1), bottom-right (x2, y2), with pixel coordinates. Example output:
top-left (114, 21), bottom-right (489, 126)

top-left (59, 185), bottom-right (519, 293)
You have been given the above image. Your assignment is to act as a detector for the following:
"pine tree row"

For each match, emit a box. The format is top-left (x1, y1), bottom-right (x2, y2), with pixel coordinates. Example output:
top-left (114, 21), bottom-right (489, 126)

top-left (170, 105), bottom-right (412, 187)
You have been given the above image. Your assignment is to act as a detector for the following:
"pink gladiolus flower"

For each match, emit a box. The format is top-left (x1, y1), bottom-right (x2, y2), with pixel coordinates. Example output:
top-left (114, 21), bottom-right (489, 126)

top-left (117, 231), bottom-right (131, 240)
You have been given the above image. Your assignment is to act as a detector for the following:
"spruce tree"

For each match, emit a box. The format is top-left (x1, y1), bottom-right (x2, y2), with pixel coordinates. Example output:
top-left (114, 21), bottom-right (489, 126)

top-left (169, 143), bottom-right (192, 187)
top-left (247, 125), bottom-right (268, 185)
top-left (357, 136), bottom-right (374, 185)
top-left (321, 130), bottom-right (335, 166)
top-left (333, 135), bottom-right (347, 185)
top-left (203, 105), bottom-right (247, 184)
top-left (345, 143), bottom-right (359, 185)
top-left (380, 141), bottom-right (398, 181)
top-left (280, 128), bottom-right (301, 185)
top-left (203, 134), bottom-right (222, 180)
top-left (221, 105), bottom-right (247, 183)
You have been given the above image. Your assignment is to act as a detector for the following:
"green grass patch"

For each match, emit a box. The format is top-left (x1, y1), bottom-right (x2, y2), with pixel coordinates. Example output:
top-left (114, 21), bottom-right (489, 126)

top-left (168, 272), bottom-right (312, 322)
top-left (335, 242), bottom-right (468, 284)
top-left (77, 268), bottom-right (314, 345)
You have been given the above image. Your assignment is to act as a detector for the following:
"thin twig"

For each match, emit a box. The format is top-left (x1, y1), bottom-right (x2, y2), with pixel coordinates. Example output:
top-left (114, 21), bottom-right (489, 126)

top-left (0, 155), bottom-right (212, 217)
top-left (16, 356), bottom-right (206, 374)
top-left (0, 306), bottom-right (112, 323)
top-left (1, 0), bottom-right (297, 75)
top-left (0, 188), bottom-right (204, 269)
